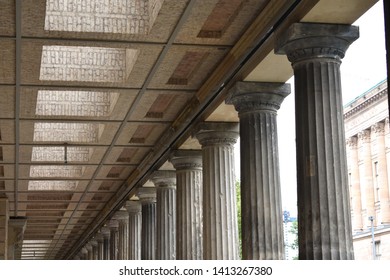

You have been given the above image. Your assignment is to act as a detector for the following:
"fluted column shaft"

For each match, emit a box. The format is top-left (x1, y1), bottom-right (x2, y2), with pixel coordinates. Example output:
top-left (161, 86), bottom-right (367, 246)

top-left (196, 122), bottom-right (239, 260)
top-left (96, 233), bottom-right (104, 260)
top-left (125, 201), bottom-right (142, 260)
top-left (276, 23), bottom-right (358, 259)
top-left (346, 136), bottom-right (363, 231)
top-left (115, 210), bottom-right (129, 260)
top-left (0, 194), bottom-right (8, 260)
top-left (101, 226), bottom-right (111, 260)
top-left (81, 247), bottom-right (88, 260)
top-left (90, 240), bottom-right (98, 260)
top-left (152, 171), bottom-right (177, 260)
top-left (358, 130), bottom-right (376, 228)
top-left (86, 244), bottom-right (93, 260)
top-left (373, 122), bottom-right (390, 223)
top-left (138, 187), bottom-right (157, 260)
top-left (108, 219), bottom-right (119, 260)
top-left (227, 82), bottom-right (290, 260)
top-left (170, 150), bottom-right (203, 260)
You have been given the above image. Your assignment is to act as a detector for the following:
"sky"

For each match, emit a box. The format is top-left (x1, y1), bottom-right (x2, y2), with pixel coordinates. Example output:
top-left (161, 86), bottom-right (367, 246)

top-left (235, 0), bottom-right (387, 217)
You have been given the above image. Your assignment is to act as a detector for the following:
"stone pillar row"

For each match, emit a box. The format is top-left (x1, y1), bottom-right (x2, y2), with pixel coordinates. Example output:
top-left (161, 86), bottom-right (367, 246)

top-left (75, 22), bottom-right (359, 261)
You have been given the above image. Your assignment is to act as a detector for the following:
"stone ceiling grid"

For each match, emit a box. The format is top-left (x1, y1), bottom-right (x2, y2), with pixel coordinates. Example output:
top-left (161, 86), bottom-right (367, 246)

top-left (22, 0), bottom-right (187, 42)
top-left (44, 0), bottom-right (164, 35)
top-left (39, 46), bottom-right (140, 83)
top-left (33, 122), bottom-right (101, 143)
top-left (20, 87), bottom-right (138, 121)
top-left (35, 90), bottom-right (120, 117)
top-left (20, 40), bottom-right (164, 88)
top-left (31, 146), bottom-right (93, 162)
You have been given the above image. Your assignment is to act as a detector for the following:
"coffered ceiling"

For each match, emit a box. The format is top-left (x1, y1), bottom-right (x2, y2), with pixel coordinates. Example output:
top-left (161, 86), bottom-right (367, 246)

top-left (0, 0), bottom-right (377, 259)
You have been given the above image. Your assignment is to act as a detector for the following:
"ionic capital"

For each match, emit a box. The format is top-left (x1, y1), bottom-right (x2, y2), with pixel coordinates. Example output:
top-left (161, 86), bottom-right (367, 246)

top-left (124, 200), bottom-right (142, 214)
top-left (151, 170), bottom-right (176, 188)
top-left (113, 209), bottom-right (129, 221)
top-left (275, 23), bottom-right (359, 64)
top-left (346, 136), bottom-right (358, 148)
top-left (101, 226), bottom-right (111, 238)
top-left (137, 187), bottom-right (157, 204)
top-left (226, 81), bottom-right (290, 114)
top-left (371, 122), bottom-right (385, 135)
top-left (195, 122), bottom-right (239, 147)
top-left (170, 150), bottom-right (202, 171)
top-left (358, 129), bottom-right (371, 143)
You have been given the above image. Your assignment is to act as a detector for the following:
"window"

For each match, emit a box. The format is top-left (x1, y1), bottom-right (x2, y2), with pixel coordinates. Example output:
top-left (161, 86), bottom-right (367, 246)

top-left (375, 240), bottom-right (381, 260)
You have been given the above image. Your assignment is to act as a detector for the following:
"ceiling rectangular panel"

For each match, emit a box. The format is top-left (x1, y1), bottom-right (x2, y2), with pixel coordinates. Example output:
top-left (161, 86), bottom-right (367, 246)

top-left (20, 87), bottom-right (138, 121)
top-left (21, 0), bottom-right (188, 42)
top-left (20, 40), bottom-right (164, 88)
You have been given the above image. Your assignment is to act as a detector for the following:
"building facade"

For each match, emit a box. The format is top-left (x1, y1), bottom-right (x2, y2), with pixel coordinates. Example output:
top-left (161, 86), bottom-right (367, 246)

top-left (345, 80), bottom-right (390, 260)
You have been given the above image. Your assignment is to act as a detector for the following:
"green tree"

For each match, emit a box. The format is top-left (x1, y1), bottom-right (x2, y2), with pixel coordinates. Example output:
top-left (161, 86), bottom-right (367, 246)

top-left (289, 220), bottom-right (298, 260)
top-left (236, 180), bottom-right (242, 259)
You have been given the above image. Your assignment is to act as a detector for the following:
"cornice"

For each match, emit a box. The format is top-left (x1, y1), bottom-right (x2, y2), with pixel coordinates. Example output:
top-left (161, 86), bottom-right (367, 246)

top-left (344, 88), bottom-right (388, 119)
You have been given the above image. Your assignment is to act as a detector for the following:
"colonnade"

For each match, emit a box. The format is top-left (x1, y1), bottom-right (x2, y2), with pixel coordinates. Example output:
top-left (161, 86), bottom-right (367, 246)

top-left (70, 22), bottom-right (358, 260)
top-left (346, 119), bottom-right (390, 231)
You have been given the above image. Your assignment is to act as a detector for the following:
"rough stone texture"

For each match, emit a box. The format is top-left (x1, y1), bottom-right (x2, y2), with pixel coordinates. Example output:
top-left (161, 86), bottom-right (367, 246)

top-left (108, 219), bottom-right (119, 260)
top-left (170, 150), bottom-right (203, 260)
top-left (125, 200), bottom-right (142, 260)
top-left (276, 22), bottom-right (358, 260)
top-left (85, 243), bottom-right (93, 260)
top-left (195, 122), bottom-right (239, 260)
top-left (101, 226), bottom-right (111, 260)
top-left (95, 232), bottom-right (104, 260)
top-left (151, 171), bottom-right (176, 260)
top-left (138, 187), bottom-right (157, 260)
top-left (0, 195), bottom-right (9, 260)
top-left (114, 209), bottom-right (129, 260)
top-left (227, 81), bottom-right (290, 260)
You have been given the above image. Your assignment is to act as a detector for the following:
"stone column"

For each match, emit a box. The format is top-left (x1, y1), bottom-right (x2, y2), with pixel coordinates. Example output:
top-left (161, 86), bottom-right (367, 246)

top-left (90, 240), bottom-right (98, 260)
top-left (372, 122), bottom-right (390, 223)
top-left (125, 200), bottom-right (142, 260)
top-left (108, 219), bottom-right (119, 260)
top-left (138, 187), bottom-right (157, 260)
top-left (101, 226), bottom-right (111, 260)
top-left (81, 247), bottom-right (88, 260)
top-left (346, 136), bottom-right (363, 231)
top-left (95, 233), bottom-right (104, 260)
top-left (151, 171), bottom-right (177, 260)
top-left (115, 209), bottom-right (129, 260)
top-left (358, 129), bottom-right (376, 228)
top-left (0, 194), bottom-right (9, 260)
top-left (170, 150), bottom-right (203, 260)
top-left (7, 216), bottom-right (27, 260)
top-left (86, 243), bottom-right (93, 260)
top-left (226, 81), bottom-right (289, 260)
top-left (195, 122), bottom-right (240, 260)
top-left (276, 23), bottom-right (359, 259)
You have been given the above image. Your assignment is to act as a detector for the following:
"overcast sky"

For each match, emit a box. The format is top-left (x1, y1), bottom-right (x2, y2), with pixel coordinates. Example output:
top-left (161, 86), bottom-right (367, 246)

top-left (235, 0), bottom-right (387, 217)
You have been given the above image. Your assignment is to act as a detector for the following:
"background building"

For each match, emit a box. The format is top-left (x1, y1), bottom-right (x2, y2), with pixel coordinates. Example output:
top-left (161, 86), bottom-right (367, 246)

top-left (345, 80), bottom-right (390, 260)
